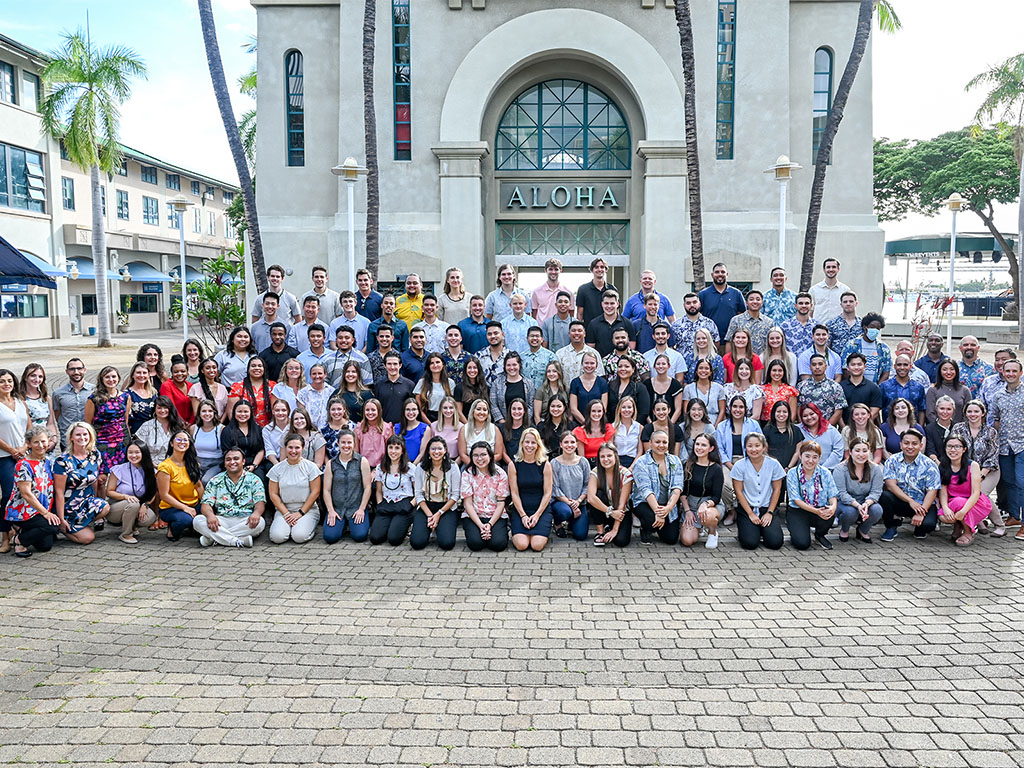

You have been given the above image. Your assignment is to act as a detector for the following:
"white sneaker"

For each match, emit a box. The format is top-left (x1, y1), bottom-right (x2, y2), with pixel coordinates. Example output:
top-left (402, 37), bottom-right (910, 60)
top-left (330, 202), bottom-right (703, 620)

top-left (240, 535), bottom-right (254, 548)
top-left (705, 532), bottom-right (719, 549)
top-left (199, 535), bottom-right (213, 547)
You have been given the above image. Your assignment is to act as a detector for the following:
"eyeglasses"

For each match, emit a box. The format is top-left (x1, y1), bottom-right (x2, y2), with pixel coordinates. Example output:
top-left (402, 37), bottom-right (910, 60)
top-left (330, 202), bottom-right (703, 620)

top-left (173, 436), bottom-right (190, 444)
top-left (67, 367), bottom-right (85, 372)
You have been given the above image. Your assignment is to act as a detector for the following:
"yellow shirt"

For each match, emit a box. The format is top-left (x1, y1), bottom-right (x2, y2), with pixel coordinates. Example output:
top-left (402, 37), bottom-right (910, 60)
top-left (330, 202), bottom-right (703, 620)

top-left (395, 293), bottom-right (424, 331)
top-left (157, 458), bottom-right (201, 509)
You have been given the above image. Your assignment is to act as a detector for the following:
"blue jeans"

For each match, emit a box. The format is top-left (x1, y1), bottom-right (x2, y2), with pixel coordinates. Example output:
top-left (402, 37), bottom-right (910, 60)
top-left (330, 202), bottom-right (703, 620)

top-left (836, 501), bottom-right (883, 534)
top-left (551, 501), bottom-right (590, 540)
top-left (999, 450), bottom-right (1024, 521)
top-left (159, 507), bottom-right (195, 540)
top-left (0, 455), bottom-right (15, 533)
top-left (323, 512), bottom-right (370, 544)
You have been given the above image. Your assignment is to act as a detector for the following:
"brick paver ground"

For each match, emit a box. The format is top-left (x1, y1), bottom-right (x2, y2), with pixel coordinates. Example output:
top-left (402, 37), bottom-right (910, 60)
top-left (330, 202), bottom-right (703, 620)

top-left (1, 527), bottom-right (1022, 767)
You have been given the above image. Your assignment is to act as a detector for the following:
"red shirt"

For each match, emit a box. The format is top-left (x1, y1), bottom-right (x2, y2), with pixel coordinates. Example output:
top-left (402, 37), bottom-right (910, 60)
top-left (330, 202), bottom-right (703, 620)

top-left (722, 354), bottom-right (763, 384)
top-left (572, 424), bottom-right (616, 459)
top-left (160, 380), bottom-right (194, 425)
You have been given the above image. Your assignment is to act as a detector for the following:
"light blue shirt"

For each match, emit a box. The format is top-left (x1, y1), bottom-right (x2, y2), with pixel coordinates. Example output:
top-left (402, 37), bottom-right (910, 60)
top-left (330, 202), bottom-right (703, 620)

top-left (786, 465), bottom-right (839, 507)
top-left (729, 456), bottom-right (786, 509)
top-left (882, 452), bottom-right (941, 504)
top-left (501, 314), bottom-right (534, 355)
top-left (797, 425), bottom-right (845, 469)
top-left (297, 349), bottom-right (334, 379)
top-left (329, 313), bottom-right (370, 352)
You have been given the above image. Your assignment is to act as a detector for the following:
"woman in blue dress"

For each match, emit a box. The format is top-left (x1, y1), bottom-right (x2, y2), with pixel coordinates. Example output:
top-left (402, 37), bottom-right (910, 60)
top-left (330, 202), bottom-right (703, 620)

top-left (53, 422), bottom-right (110, 544)
top-left (395, 398), bottom-right (431, 465)
top-left (508, 427), bottom-right (554, 552)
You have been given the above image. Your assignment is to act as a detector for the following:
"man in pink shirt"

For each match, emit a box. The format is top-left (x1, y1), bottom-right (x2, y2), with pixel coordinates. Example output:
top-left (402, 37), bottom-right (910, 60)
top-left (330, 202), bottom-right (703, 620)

top-left (531, 257), bottom-right (571, 324)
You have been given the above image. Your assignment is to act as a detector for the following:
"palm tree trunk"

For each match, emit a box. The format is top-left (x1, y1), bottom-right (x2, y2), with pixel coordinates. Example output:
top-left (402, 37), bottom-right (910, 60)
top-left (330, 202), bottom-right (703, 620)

top-left (799, 0), bottom-right (873, 292)
top-left (197, 0), bottom-right (268, 294)
top-left (90, 164), bottom-right (112, 347)
top-left (363, 0), bottom-right (380, 280)
top-left (674, 0), bottom-right (704, 289)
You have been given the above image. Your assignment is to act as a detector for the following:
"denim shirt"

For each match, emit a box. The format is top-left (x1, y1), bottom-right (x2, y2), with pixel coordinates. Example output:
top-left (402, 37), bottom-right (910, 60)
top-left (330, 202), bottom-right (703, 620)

top-left (629, 451), bottom-right (684, 519)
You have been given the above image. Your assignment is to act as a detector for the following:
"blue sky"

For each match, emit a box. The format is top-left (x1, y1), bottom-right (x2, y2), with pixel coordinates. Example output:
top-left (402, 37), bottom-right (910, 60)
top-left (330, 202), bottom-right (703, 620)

top-left (1, 0), bottom-right (255, 184)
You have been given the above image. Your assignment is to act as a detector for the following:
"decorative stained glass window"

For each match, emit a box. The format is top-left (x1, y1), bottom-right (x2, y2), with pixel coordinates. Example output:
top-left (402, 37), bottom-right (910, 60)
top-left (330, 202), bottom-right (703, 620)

top-left (285, 50), bottom-right (304, 167)
top-left (496, 221), bottom-right (629, 258)
top-left (392, 0), bottom-right (411, 161)
top-left (495, 80), bottom-right (630, 171)
top-left (716, 1), bottom-right (737, 160)
top-left (813, 47), bottom-right (833, 162)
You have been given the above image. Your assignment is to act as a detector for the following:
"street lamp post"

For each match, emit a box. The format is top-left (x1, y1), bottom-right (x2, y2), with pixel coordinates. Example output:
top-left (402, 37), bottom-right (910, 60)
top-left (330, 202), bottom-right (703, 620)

top-left (168, 195), bottom-right (195, 343)
top-left (331, 157), bottom-right (368, 290)
top-left (945, 192), bottom-right (964, 355)
top-left (764, 155), bottom-right (802, 270)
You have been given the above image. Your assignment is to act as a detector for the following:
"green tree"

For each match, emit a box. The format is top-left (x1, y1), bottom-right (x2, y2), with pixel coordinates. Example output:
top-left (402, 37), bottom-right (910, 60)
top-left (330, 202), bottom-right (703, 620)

top-left (168, 249), bottom-right (247, 350)
top-left (197, 0), bottom-right (268, 293)
top-left (800, 0), bottom-right (901, 291)
top-left (39, 29), bottom-right (146, 347)
top-left (238, 34), bottom-right (256, 169)
top-left (873, 128), bottom-right (1021, 308)
top-left (967, 52), bottom-right (1024, 345)
top-left (674, 0), bottom-right (705, 288)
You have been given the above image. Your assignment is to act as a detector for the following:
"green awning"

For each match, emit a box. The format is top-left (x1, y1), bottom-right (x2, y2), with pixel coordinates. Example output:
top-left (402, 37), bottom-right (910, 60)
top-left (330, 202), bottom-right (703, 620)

top-left (885, 235), bottom-right (1017, 255)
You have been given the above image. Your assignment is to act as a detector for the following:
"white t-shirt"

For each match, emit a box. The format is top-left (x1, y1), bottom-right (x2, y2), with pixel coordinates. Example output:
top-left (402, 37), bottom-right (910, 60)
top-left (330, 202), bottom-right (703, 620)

top-left (268, 458), bottom-right (321, 511)
top-left (729, 456), bottom-right (786, 509)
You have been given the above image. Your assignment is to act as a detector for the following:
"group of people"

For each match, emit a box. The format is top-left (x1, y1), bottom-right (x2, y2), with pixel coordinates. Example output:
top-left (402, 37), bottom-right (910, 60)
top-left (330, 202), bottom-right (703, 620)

top-left (4, 257), bottom-right (1023, 555)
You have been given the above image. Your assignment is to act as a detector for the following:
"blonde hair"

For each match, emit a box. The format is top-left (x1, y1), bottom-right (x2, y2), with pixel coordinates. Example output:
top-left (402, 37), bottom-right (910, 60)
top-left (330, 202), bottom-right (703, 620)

top-left (514, 427), bottom-right (548, 464)
top-left (280, 358), bottom-right (307, 390)
top-left (65, 421), bottom-right (97, 453)
top-left (433, 395), bottom-right (462, 430)
top-left (613, 395), bottom-right (637, 429)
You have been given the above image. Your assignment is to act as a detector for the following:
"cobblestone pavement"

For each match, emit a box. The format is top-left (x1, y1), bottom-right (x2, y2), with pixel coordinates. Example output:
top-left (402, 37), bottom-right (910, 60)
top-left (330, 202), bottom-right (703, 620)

top-left (1, 527), bottom-right (1022, 767)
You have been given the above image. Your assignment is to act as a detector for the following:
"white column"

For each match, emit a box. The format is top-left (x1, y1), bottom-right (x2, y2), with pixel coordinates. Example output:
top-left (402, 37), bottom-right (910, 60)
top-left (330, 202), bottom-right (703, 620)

top-left (431, 142), bottom-right (489, 295)
top-left (636, 141), bottom-right (689, 298)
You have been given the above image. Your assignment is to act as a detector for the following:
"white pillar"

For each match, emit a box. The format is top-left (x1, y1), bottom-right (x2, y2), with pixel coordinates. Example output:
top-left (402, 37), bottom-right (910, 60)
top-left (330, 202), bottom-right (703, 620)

top-left (432, 142), bottom-right (489, 295)
top-left (636, 141), bottom-right (689, 298)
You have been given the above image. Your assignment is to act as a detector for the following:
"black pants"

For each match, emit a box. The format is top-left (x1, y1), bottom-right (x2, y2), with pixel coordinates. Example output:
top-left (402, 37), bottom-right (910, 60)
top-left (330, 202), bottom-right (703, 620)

top-left (880, 489), bottom-right (938, 536)
top-left (369, 499), bottom-right (413, 545)
top-left (410, 501), bottom-right (459, 550)
top-left (463, 516), bottom-right (509, 552)
top-left (632, 502), bottom-right (681, 544)
top-left (15, 514), bottom-right (59, 552)
top-left (786, 505), bottom-right (835, 550)
top-left (591, 507), bottom-right (632, 547)
top-left (736, 507), bottom-right (784, 550)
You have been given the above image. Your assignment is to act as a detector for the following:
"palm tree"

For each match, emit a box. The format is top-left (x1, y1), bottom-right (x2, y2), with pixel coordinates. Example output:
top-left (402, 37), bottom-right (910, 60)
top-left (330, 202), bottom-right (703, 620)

top-left (238, 35), bottom-right (257, 169)
top-left (673, 0), bottom-right (705, 288)
top-left (799, 0), bottom-right (901, 291)
top-left (39, 29), bottom-right (146, 347)
top-left (363, 0), bottom-right (381, 280)
top-left (966, 53), bottom-right (1024, 344)
top-left (197, 0), bottom-right (268, 293)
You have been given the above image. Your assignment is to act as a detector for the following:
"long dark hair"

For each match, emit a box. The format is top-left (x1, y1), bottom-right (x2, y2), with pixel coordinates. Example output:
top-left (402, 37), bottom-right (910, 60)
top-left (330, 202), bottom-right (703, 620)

top-left (764, 358), bottom-right (789, 386)
top-left (584, 398), bottom-right (607, 436)
top-left (502, 397), bottom-right (530, 443)
top-left (935, 359), bottom-right (962, 391)
top-left (767, 400), bottom-right (798, 440)
top-left (594, 443), bottom-right (623, 505)
top-left (182, 338), bottom-right (206, 364)
top-left (92, 366), bottom-right (120, 407)
top-left (468, 440), bottom-right (496, 476)
top-left (684, 433), bottom-right (723, 480)
top-left (539, 394), bottom-right (571, 449)
top-left (727, 395), bottom-right (748, 428)
top-left (939, 435), bottom-right (970, 485)
top-left (242, 356), bottom-right (273, 415)
top-left (419, 435), bottom-right (451, 473)
top-left (198, 357), bottom-right (219, 403)
top-left (167, 429), bottom-right (201, 484)
top-left (126, 439), bottom-right (158, 502)
top-left (153, 394), bottom-right (186, 434)
top-left (226, 326), bottom-right (257, 357)
top-left (136, 343), bottom-right (166, 382)
top-left (396, 397), bottom-right (422, 436)
top-left (383, 434), bottom-right (410, 474)
top-left (845, 437), bottom-right (873, 481)
top-left (460, 357), bottom-right (487, 400)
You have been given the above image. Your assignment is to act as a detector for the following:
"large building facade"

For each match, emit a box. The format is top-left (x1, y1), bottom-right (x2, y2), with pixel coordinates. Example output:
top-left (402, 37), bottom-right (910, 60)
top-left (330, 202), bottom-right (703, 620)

top-left (252, 0), bottom-right (883, 303)
top-left (0, 33), bottom-right (240, 340)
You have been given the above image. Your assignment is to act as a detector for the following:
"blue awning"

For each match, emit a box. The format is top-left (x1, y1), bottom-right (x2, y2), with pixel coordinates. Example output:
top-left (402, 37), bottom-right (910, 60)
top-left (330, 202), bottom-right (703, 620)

top-left (184, 266), bottom-right (203, 283)
top-left (68, 257), bottom-right (121, 282)
top-left (124, 261), bottom-right (173, 283)
top-left (20, 251), bottom-right (66, 279)
top-left (0, 235), bottom-right (57, 289)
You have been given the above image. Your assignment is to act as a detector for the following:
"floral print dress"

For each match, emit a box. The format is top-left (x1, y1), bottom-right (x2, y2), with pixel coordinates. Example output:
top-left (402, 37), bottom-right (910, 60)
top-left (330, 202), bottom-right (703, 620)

top-left (5, 458), bottom-right (53, 522)
top-left (54, 451), bottom-right (106, 532)
top-left (90, 392), bottom-right (129, 473)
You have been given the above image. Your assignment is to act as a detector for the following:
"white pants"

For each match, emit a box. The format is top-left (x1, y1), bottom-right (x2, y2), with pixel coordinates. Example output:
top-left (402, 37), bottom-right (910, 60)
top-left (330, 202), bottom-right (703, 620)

top-left (269, 508), bottom-right (319, 544)
top-left (192, 514), bottom-right (266, 547)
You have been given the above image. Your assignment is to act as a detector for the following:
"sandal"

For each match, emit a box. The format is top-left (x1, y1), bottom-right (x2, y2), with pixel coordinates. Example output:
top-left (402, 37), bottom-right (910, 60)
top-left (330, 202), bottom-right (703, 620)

top-left (12, 534), bottom-right (31, 558)
top-left (955, 531), bottom-right (974, 547)
top-left (593, 533), bottom-right (607, 547)
top-left (991, 526), bottom-right (1006, 538)
top-left (149, 519), bottom-right (168, 531)
top-left (118, 533), bottom-right (138, 545)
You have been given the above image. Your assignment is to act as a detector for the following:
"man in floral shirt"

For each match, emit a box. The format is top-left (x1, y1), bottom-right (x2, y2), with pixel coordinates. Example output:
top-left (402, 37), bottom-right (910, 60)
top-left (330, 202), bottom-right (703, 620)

top-left (957, 336), bottom-right (995, 398)
top-left (521, 326), bottom-right (557, 388)
top-left (603, 328), bottom-right (650, 380)
top-left (797, 355), bottom-right (847, 425)
top-left (194, 447), bottom-right (266, 548)
top-left (880, 430), bottom-right (940, 542)
top-left (725, 289), bottom-right (774, 355)
top-left (780, 293), bottom-right (816, 355)
top-left (762, 267), bottom-right (797, 325)
top-left (671, 293), bottom-right (720, 363)
top-left (825, 291), bottom-right (862, 356)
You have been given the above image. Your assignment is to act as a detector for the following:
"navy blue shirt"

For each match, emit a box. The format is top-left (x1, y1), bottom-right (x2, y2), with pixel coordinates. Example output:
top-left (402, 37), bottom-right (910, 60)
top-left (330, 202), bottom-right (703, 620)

top-left (458, 317), bottom-right (489, 355)
top-left (915, 353), bottom-right (949, 384)
top-left (355, 290), bottom-right (383, 321)
top-left (698, 284), bottom-right (746, 341)
top-left (401, 348), bottom-right (427, 384)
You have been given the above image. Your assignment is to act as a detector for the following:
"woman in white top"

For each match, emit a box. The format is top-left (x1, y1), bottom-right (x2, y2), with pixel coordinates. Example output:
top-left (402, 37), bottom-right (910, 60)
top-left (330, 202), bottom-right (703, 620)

top-left (19, 363), bottom-right (57, 455)
top-left (612, 396), bottom-right (642, 467)
top-left (189, 357), bottom-right (229, 422)
top-left (191, 399), bottom-right (224, 483)
top-left (438, 266), bottom-right (472, 323)
top-left (458, 398), bottom-right (505, 465)
top-left (137, 396), bottom-right (185, 469)
top-left (372, 435), bottom-right (416, 546)
top-left (267, 433), bottom-right (322, 544)
top-left (411, 436), bottom-right (462, 550)
top-left (283, 407), bottom-right (327, 468)
top-left (263, 399), bottom-right (292, 466)
top-left (723, 359), bottom-right (764, 421)
top-left (758, 329), bottom-right (798, 386)
top-left (271, 358), bottom-right (305, 413)
top-left (0, 368), bottom-right (29, 553)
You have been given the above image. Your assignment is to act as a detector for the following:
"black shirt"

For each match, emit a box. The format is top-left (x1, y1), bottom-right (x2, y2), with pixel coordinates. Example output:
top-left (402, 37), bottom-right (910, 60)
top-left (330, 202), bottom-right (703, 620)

top-left (505, 379), bottom-right (526, 410)
top-left (586, 315), bottom-right (636, 357)
top-left (683, 462), bottom-right (724, 504)
top-left (839, 379), bottom-right (885, 425)
top-left (608, 379), bottom-right (651, 424)
top-left (764, 424), bottom-right (801, 468)
top-left (221, 422), bottom-right (263, 464)
top-left (260, 344), bottom-right (300, 382)
top-left (576, 281), bottom-right (618, 327)
top-left (373, 376), bottom-right (415, 424)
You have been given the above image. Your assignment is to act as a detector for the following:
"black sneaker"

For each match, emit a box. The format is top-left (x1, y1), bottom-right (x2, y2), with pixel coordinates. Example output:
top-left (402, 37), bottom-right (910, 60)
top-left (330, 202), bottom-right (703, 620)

top-left (816, 535), bottom-right (833, 550)
top-left (554, 522), bottom-right (568, 538)
top-left (640, 529), bottom-right (652, 545)
top-left (94, 520), bottom-right (105, 532)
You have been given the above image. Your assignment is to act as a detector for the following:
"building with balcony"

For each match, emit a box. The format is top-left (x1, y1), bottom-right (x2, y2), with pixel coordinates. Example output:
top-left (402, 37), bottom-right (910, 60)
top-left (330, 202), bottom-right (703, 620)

top-left (0, 32), bottom-right (240, 340)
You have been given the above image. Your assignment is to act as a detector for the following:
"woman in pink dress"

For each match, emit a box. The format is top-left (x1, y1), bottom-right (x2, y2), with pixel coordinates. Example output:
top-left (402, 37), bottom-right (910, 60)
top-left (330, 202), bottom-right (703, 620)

top-left (937, 435), bottom-right (991, 547)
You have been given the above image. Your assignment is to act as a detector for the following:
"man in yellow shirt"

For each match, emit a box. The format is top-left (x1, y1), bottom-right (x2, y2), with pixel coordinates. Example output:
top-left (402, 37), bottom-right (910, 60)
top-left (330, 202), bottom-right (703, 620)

top-left (395, 273), bottom-right (424, 331)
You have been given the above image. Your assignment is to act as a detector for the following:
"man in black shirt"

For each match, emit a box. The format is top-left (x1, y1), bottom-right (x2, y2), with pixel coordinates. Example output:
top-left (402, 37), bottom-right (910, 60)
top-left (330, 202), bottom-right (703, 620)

top-left (586, 289), bottom-right (636, 357)
top-left (575, 257), bottom-right (618, 327)
top-left (839, 352), bottom-right (885, 426)
top-left (374, 351), bottom-right (415, 424)
top-left (260, 323), bottom-right (299, 382)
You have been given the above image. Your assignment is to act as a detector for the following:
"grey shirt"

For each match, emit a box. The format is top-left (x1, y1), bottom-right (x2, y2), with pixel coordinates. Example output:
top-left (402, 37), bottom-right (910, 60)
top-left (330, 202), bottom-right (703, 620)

top-left (831, 462), bottom-right (883, 506)
top-left (251, 289), bottom-right (300, 322)
top-left (551, 457), bottom-right (590, 501)
top-left (53, 381), bottom-right (94, 448)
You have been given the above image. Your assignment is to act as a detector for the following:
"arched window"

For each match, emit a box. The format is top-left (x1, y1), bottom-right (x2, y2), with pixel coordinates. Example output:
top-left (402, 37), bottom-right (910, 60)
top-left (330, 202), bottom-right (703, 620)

top-left (812, 47), bottom-right (833, 160)
top-left (495, 79), bottom-right (630, 171)
top-left (285, 50), bottom-right (304, 167)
